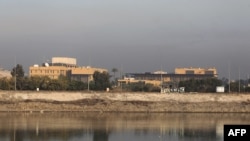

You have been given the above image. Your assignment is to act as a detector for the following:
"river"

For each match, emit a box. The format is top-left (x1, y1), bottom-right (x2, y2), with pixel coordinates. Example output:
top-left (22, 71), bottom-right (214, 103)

top-left (0, 112), bottom-right (249, 141)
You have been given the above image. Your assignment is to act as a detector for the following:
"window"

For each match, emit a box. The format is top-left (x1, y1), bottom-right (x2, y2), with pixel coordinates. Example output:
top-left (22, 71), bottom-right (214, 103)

top-left (205, 71), bottom-right (214, 75)
top-left (186, 70), bottom-right (194, 74)
top-left (60, 70), bottom-right (64, 74)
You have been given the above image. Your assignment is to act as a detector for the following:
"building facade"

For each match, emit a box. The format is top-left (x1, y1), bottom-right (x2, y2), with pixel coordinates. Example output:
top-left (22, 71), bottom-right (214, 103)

top-left (68, 67), bottom-right (107, 82)
top-left (29, 66), bottom-right (69, 79)
top-left (175, 67), bottom-right (217, 77)
top-left (29, 57), bottom-right (108, 82)
top-left (118, 67), bottom-right (218, 88)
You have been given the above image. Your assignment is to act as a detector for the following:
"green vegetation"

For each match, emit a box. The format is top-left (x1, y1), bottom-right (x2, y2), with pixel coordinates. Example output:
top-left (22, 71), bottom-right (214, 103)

top-left (0, 65), bottom-right (111, 91)
top-left (93, 71), bottom-right (111, 91)
top-left (179, 78), bottom-right (222, 93)
top-left (0, 64), bottom-right (249, 93)
top-left (121, 82), bottom-right (161, 92)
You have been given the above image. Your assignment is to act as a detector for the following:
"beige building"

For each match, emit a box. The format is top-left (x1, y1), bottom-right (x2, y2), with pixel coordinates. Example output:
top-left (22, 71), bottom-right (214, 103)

top-left (69, 66), bottom-right (107, 82)
top-left (52, 57), bottom-right (77, 67)
top-left (29, 66), bottom-right (69, 79)
top-left (29, 57), bottom-right (108, 82)
top-left (175, 67), bottom-right (217, 77)
top-left (118, 67), bottom-right (218, 87)
top-left (0, 68), bottom-right (11, 79)
top-left (118, 74), bottom-right (170, 86)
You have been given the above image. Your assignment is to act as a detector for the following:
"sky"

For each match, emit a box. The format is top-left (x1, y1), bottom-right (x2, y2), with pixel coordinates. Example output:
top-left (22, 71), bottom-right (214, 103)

top-left (1, 0), bottom-right (250, 79)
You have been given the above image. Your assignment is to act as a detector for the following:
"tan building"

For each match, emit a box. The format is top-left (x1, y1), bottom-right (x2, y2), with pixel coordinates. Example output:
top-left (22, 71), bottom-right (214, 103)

top-left (0, 68), bottom-right (11, 79)
top-left (30, 65), bottom-right (107, 82)
top-left (29, 57), bottom-right (108, 82)
top-left (175, 67), bottom-right (217, 77)
top-left (69, 66), bottom-right (107, 82)
top-left (118, 74), bottom-right (170, 86)
top-left (52, 57), bottom-right (77, 67)
top-left (29, 65), bottom-right (70, 79)
top-left (118, 67), bottom-right (218, 88)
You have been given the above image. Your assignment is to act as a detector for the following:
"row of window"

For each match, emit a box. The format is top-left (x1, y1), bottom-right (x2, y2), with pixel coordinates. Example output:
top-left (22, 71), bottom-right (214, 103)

top-left (30, 70), bottom-right (65, 74)
top-left (185, 70), bottom-right (215, 74)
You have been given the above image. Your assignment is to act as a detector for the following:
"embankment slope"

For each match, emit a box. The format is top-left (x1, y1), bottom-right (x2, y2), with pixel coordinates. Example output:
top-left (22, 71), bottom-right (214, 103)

top-left (0, 91), bottom-right (249, 112)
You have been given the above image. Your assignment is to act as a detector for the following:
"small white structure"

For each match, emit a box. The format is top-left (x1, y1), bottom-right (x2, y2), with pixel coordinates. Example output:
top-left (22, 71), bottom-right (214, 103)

top-left (153, 71), bottom-right (167, 74)
top-left (44, 63), bottom-right (49, 67)
top-left (179, 87), bottom-right (185, 93)
top-left (106, 88), bottom-right (110, 92)
top-left (216, 86), bottom-right (225, 93)
top-left (52, 57), bottom-right (77, 66)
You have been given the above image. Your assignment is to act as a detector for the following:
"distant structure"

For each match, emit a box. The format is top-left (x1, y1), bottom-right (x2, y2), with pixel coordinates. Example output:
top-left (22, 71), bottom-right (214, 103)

top-left (118, 67), bottom-right (218, 90)
top-left (175, 67), bottom-right (217, 77)
top-left (52, 57), bottom-right (77, 67)
top-left (69, 66), bottom-right (107, 82)
top-left (153, 70), bottom-right (167, 74)
top-left (0, 68), bottom-right (11, 79)
top-left (29, 57), bottom-right (107, 82)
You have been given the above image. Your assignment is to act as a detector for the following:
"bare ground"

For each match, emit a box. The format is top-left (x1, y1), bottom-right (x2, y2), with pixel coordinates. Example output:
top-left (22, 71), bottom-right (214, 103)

top-left (0, 91), bottom-right (250, 113)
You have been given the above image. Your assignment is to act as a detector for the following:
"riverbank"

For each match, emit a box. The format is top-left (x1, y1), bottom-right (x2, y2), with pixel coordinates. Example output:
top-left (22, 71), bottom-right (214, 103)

top-left (0, 91), bottom-right (250, 112)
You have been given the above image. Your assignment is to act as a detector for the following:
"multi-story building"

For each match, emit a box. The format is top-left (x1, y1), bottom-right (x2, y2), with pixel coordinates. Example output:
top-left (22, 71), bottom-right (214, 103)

top-left (118, 67), bottom-right (218, 88)
top-left (29, 57), bottom-right (108, 82)
top-left (68, 66), bottom-right (107, 82)
top-left (29, 65), bottom-right (70, 79)
top-left (175, 67), bottom-right (217, 77)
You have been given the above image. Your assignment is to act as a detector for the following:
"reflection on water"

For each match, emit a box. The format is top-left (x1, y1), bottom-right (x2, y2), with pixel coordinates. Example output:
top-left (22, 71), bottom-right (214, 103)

top-left (0, 112), bottom-right (250, 141)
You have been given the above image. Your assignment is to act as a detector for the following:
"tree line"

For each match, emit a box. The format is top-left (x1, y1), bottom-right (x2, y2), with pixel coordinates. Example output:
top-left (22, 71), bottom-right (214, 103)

top-left (1, 64), bottom-right (249, 93)
top-left (0, 64), bottom-right (111, 91)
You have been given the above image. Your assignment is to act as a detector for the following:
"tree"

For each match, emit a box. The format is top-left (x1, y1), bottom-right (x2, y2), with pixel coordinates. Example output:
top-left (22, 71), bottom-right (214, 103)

top-left (93, 71), bottom-right (111, 91)
top-left (179, 78), bottom-right (222, 93)
top-left (11, 64), bottom-right (25, 90)
top-left (11, 64), bottom-right (24, 78)
top-left (26, 76), bottom-right (51, 90)
top-left (0, 78), bottom-right (11, 90)
top-left (67, 80), bottom-right (87, 91)
top-left (122, 82), bottom-right (161, 92)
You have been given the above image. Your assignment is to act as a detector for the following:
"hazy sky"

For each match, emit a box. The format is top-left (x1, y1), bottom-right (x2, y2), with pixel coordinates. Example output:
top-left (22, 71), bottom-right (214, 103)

top-left (1, 0), bottom-right (250, 79)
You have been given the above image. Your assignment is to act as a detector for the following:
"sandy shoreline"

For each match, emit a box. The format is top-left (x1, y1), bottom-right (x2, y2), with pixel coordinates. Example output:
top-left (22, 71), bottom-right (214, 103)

top-left (0, 91), bottom-right (250, 112)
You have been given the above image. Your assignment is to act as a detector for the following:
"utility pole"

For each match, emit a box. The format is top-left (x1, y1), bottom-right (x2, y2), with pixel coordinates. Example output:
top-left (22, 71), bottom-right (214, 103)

top-left (120, 64), bottom-right (123, 92)
top-left (14, 56), bottom-right (16, 91)
top-left (87, 75), bottom-right (90, 91)
top-left (239, 67), bottom-right (241, 93)
top-left (160, 65), bottom-right (163, 94)
top-left (228, 62), bottom-right (231, 93)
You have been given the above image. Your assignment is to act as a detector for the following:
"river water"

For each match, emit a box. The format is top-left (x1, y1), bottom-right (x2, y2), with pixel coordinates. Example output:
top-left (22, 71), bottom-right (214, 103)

top-left (0, 112), bottom-right (249, 141)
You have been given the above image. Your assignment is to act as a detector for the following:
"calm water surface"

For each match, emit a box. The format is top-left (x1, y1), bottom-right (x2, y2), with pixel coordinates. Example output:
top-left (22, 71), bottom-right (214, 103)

top-left (0, 112), bottom-right (250, 141)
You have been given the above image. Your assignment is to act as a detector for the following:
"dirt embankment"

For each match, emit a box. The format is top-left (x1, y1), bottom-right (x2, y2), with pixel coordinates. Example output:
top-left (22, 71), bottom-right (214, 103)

top-left (0, 91), bottom-right (250, 113)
